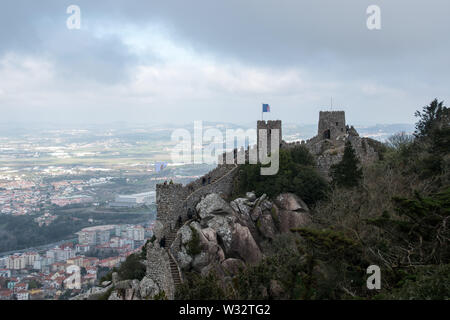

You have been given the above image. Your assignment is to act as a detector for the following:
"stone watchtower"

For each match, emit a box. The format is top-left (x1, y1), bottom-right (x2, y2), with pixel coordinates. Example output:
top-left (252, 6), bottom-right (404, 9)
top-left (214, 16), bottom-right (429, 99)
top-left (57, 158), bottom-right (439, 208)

top-left (318, 111), bottom-right (346, 141)
top-left (257, 120), bottom-right (282, 156)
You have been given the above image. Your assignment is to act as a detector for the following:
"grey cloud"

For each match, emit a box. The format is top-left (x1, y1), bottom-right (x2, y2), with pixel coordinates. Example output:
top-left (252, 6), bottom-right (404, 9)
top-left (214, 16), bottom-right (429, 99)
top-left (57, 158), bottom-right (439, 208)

top-left (0, 0), bottom-right (448, 124)
top-left (0, 0), bottom-right (139, 84)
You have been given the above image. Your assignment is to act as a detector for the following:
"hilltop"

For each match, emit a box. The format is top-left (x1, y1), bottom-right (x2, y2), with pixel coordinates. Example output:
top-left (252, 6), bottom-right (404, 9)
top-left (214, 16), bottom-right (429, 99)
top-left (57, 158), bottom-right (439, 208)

top-left (78, 99), bottom-right (449, 300)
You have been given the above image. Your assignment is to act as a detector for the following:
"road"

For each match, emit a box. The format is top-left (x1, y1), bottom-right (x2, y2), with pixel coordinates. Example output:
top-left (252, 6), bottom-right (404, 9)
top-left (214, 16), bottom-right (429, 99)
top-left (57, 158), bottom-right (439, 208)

top-left (0, 237), bottom-right (77, 257)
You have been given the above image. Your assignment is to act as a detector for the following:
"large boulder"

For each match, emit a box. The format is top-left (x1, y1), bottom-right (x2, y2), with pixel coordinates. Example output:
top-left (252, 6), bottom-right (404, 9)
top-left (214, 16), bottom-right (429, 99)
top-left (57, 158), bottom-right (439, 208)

top-left (192, 252), bottom-right (209, 272)
top-left (196, 193), bottom-right (235, 219)
top-left (176, 249), bottom-right (193, 270)
top-left (257, 214), bottom-right (277, 239)
top-left (250, 206), bottom-right (263, 222)
top-left (245, 192), bottom-right (257, 202)
top-left (178, 221), bottom-right (225, 272)
top-left (203, 215), bottom-right (235, 251)
top-left (221, 258), bottom-right (245, 276)
top-left (274, 193), bottom-right (309, 212)
top-left (230, 198), bottom-right (252, 216)
top-left (273, 193), bottom-right (312, 232)
top-left (201, 227), bottom-right (217, 242)
top-left (277, 209), bottom-right (312, 233)
top-left (230, 223), bottom-right (262, 265)
top-left (179, 224), bottom-right (193, 245)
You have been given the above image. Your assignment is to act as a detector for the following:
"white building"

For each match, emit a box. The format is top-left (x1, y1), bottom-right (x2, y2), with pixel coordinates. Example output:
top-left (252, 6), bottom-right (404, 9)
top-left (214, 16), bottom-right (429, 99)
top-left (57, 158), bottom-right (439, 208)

top-left (126, 225), bottom-right (145, 241)
top-left (7, 255), bottom-right (26, 270)
top-left (0, 256), bottom-right (8, 268)
top-left (76, 225), bottom-right (116, 245)
top-left (23, 252), bottom-right (40, 267)
top-left (75, 244), bottom-right (91, 253)
top-left (112, 191), bottom-right (155, 207)
top-left (46, 246), bottom-right (75, 262)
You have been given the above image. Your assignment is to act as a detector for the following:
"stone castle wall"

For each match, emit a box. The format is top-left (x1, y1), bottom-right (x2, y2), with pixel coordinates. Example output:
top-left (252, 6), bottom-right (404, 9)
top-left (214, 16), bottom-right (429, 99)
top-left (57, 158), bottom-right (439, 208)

top-left (146, 242), bottom-right (174, 299)
top-left (156, 164), bottom-right (238, 237)
top-left (156, 183), bottom-right (188, 234)
top-left (184, 165), bottom-right (238, 212)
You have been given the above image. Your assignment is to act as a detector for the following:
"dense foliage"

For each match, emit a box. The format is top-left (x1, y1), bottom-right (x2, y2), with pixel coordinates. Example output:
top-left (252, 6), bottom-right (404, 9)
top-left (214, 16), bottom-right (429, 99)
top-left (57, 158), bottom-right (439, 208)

top-left (117, 253), bottom-right (146, 281)
top-left (175, 272), bottom-right (227, 300)
top-left (235, 145), bottom-right (328, 206)
top-left (330, 140), bottom-right (363, 188)
top-left (0, 214), bottom-right (85, 253)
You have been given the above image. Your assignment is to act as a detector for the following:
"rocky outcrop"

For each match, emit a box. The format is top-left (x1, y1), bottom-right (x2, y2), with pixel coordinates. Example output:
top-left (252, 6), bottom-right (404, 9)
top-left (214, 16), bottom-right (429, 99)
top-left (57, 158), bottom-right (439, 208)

top-left (196, 193), bottom-right (235, 219)
top-left (139, 276), bottom-right (160, 299)
top-left (303, 125), bottom-right (379, 178)
top-left (76, 191), bottom-right (313, 301)
top-left (274, 193), bottom-right (309, 213)
top-left (274, 193), bottom-right (312, 232)
top-left (70, 285), bottom-right (113, 300)
top-left (230, 223), bottom-right (262, 265)
top-left (165, 191), bottom-right (313, 291)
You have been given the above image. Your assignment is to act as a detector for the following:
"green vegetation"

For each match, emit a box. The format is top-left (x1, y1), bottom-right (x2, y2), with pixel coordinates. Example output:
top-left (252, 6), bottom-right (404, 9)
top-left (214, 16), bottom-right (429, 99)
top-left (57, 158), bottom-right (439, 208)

top-left (330, 140), bottom-right (363, 188)
top-left (140, 239), bottom-right (151, 260)
top-left (186, 227), bottom-right (202, 256)
top-left (28, 279), bottom-right (43, 289)
top-left (153, 290), bottom-right (168, 300)
top-left (97, 287), bottom-right (114, 300)
top-left (235, 145), bottom-right (328, 206)
top-left (117, 253), bottom-right (146, 281)
top-left (98, 252), bottom-right (146, 287)
top-left (0, 215), bottom-right (82, 253)
top-left (176, 272), bottom-right (228, 300)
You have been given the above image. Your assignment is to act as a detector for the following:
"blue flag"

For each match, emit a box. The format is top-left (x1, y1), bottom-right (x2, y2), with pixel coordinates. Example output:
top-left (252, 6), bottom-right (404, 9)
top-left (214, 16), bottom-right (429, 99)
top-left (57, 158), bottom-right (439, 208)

top-left (262, 103), bottom-right (270, 112)
top-left (155, 162), bottom-right (168, 173)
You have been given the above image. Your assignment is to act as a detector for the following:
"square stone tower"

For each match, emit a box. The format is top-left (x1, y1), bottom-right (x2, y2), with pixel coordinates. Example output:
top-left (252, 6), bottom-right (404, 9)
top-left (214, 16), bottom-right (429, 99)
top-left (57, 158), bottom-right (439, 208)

top-left (257, 120), bottom-right (282, 156)
top-left (318, 111), bottom-right (346, 140)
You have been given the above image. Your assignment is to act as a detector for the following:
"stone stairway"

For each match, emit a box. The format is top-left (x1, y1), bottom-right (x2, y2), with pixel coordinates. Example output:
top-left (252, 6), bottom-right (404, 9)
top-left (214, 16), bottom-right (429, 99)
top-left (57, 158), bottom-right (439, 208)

top-left (165, 230), bottom-right (177, 248)
top-left (168, 253), bottom-right (182, 287)
top-left (162, 220), bottom-right (189, 288)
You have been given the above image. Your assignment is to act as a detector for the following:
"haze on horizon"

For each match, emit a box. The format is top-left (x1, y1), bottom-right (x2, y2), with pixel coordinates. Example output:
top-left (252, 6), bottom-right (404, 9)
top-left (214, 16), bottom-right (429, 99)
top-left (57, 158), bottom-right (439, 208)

top-left (0, 0), bottom-right (448, 126)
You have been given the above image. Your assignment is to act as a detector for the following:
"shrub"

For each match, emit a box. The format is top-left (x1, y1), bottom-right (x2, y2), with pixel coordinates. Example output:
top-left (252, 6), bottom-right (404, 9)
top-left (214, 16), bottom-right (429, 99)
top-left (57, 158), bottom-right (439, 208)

top-left (117, 253), bottom-right (146, 281)
top-left (186, 227), bottom-right (202, 256)
top-left (175, 272), bottom-right (227, 300)
top-left (330, 141), bottom-right (362, 188)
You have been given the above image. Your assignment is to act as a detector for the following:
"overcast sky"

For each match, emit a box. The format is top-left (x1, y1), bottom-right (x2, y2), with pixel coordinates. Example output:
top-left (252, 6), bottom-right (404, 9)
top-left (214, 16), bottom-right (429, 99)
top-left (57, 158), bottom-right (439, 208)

top-left (0, 0), bottom-right (448, 125)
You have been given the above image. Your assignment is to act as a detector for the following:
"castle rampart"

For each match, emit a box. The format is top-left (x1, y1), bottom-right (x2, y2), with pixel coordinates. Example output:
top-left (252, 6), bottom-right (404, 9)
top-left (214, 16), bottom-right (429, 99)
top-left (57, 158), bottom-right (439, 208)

top-left (156, 164), bottom-right (238, 237)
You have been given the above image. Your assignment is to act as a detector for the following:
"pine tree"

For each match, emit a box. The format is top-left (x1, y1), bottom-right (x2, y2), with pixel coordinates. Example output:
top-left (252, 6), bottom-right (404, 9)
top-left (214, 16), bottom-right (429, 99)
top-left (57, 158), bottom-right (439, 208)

top-left (330, 140), bottom-right (362, 188)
